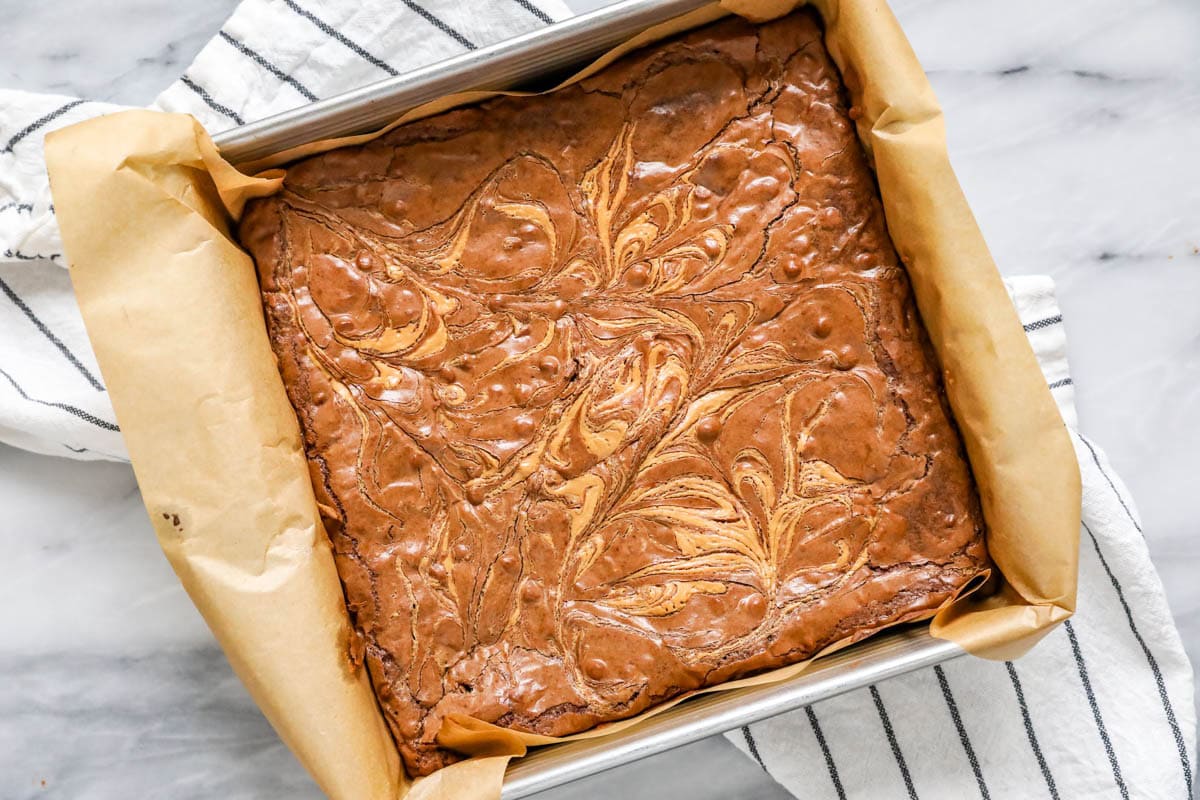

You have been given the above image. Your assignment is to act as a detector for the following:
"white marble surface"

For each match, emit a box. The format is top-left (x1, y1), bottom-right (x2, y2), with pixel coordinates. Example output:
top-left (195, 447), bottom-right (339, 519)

top-left (1, 0), bottom-right (1198, 797)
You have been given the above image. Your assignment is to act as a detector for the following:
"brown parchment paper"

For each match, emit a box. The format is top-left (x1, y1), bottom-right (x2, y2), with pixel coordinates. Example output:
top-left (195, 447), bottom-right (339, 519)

top-left (45, 1), bottom-right (1080, 798)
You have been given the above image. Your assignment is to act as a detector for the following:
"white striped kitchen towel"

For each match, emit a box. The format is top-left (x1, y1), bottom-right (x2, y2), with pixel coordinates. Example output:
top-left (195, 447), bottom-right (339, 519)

top-left (0, 5), bottom-right (1195, 799)
top-left (0, 0), bottom-right (570, 462)
top-left (729, 275), bottom-right (1196, 800)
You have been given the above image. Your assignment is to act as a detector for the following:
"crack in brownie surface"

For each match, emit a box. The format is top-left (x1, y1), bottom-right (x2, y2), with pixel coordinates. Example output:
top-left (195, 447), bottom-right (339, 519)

top-left (238, 9), bottom-right (988, 777)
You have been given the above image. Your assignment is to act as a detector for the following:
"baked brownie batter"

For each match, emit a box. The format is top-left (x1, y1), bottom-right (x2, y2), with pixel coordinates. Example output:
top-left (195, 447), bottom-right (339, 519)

top-left (239, 9), bottom-right (987, 777)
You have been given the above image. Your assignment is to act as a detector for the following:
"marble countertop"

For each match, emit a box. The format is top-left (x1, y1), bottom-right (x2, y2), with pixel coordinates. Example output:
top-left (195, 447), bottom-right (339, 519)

top-left (2, 0), bottom-right (1198, 798)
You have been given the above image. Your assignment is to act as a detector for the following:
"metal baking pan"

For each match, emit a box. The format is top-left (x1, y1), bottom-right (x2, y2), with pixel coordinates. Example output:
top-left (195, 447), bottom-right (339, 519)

top-left (210, 1), bottom-right (966, 795)
top-left (501, 628), bottom-right (960, 798)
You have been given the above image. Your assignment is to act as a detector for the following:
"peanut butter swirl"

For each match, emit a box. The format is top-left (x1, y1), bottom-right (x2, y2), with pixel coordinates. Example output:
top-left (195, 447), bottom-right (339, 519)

top-left (239, 10), bottom-right (987, 777)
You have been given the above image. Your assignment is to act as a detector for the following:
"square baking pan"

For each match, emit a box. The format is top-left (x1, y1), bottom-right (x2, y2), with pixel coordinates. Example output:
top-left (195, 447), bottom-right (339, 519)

top-left (210, 1), bottom-right (966, 796)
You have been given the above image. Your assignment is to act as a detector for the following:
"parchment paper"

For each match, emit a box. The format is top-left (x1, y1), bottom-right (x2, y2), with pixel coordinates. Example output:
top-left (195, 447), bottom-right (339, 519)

top-left (45, 1), bottom-right (1080, 798)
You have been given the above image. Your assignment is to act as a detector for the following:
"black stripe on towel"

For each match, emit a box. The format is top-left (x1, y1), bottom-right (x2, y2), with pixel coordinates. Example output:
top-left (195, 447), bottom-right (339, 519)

top-left (0, 277), bottom-right (105, 390)
top-left (2, 99), bottom-right (84, 153)
top-left (281, 0), bottom-right (399, 75)
top-left (179, 76), bottom-right (245, 125)
top-left (1005, 661), bottom-right (1060, 800)
top-left (217, 31), bottom-right (319, 102)
top-left (1064, 620), bottom-right (1128, 800)
top-left (1047, 377), bottom-right (1073, 390)
top-left (0, 366), bottom-right (118, 432)
top-left (740, 726), bottom-right (766, 770)
top-left (0, 203), bottom-right (34, 214)
top-left (1084, 522), bottom-right (1193, 795)
top-left (400, 0), bottom-right (476, 49)
top-left (806, 706), bottom-right (847, 800)
top-left (870, 685), bottom-right (919, 800)
top-left (509, 0), bottom-right (554, 25)
top-left (1079, 434), bottom-right (1142, 534)
top-left (4, 249), bottom-right (61, 262)
top-left (1022, 314), bottom-right (1062, 332)
top-left (933, 666), bottom-right (991, 799)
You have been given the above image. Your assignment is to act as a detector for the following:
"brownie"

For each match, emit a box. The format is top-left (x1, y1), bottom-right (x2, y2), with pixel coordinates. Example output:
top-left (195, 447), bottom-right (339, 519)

top-left (238, 9), bottom-right (987, 777)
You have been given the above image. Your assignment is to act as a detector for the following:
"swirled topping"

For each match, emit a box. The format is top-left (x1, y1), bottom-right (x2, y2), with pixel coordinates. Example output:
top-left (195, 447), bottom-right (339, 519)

top-left (240, 9), bottom-right (987, 778)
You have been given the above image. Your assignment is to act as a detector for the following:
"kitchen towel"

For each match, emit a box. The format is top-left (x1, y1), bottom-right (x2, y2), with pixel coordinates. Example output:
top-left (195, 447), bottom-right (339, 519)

top-left (729, 275), bottom-right (1197, 800)
top-left (0, 3), bottom-right (1194, 799)
top-left (0, 0), bottom-right (571, 462)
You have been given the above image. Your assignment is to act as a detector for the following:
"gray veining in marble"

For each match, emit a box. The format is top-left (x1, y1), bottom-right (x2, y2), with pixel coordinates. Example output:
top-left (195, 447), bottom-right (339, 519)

top-left (0, 0), bottom-right (238, 105)
top-left (1, 0), bottom-right (1198, 798)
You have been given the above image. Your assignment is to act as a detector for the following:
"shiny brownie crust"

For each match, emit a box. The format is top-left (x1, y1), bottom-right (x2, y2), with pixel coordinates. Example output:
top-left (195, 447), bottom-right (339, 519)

top-left (239, 9), bottom-right (987, 777)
